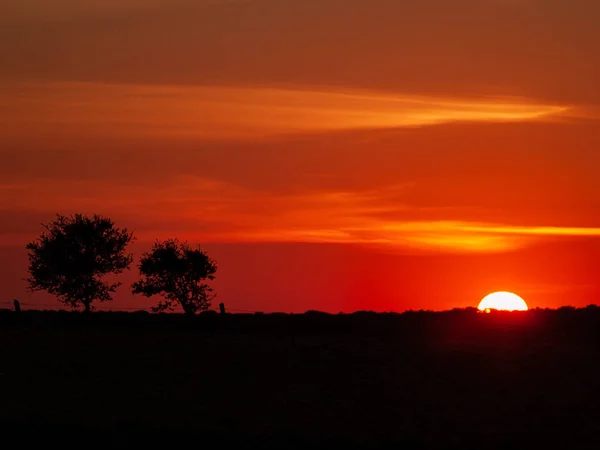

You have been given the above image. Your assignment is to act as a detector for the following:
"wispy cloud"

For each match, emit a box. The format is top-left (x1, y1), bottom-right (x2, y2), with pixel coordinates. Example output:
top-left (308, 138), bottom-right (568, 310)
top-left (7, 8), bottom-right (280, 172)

top-left (3, 176), bottom-right (600, 252)
top-left (227, 220), bottom-right (600, 253)
top-left (0, 82), bottom-right (571, 142)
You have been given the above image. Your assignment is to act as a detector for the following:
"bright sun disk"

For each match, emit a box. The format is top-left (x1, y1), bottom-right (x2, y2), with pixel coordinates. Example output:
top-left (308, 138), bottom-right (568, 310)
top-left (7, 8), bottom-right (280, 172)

top-left (478, 291), bottom-right (528, 312)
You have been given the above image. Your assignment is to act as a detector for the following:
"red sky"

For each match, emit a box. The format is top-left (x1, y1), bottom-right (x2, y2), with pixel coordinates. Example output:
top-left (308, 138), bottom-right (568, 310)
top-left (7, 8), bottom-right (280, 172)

top-left (2, 0), bottom-right (600, 312)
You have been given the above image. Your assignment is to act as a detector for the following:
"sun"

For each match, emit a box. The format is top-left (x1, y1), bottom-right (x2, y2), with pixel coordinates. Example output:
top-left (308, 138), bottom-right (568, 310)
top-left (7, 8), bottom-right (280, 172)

top-left (478, 291), bottom-right (528, 312)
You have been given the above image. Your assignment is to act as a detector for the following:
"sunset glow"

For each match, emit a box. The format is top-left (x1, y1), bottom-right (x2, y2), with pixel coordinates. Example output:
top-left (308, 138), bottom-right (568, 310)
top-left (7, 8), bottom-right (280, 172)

top-left (4, 1), bottom-right (600, 445)
top-left (478, 292), bottom-right (529, 312)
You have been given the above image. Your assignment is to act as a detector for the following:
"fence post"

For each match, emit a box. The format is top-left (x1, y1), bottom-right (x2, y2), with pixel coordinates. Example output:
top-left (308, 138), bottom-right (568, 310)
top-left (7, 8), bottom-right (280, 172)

top-left (13, 299), bottom-right (21, 313)
top-left (219, 302), bottom-right (226, 314)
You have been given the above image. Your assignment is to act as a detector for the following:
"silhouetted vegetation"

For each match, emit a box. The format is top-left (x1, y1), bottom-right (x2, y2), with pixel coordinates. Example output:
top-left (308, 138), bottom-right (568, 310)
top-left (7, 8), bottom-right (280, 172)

top-left (11, 215), bottom-right (600, 447)
top-left (132, 238), bottom-right (217, 315)
top-left (1, 307), bottom-right (599, 448)
top-left (25, 214), bottom-right (134, 312)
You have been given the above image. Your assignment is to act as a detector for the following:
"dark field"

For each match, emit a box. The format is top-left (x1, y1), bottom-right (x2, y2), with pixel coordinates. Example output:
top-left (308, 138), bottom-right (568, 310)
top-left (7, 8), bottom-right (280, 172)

top-left (1, 308), bottom-right (600, 449)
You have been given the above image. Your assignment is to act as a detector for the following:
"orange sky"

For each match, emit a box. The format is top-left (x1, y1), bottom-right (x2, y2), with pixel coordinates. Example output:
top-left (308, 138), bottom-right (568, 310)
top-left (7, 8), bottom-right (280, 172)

top-left (2, 0), bottom-right (600, 312)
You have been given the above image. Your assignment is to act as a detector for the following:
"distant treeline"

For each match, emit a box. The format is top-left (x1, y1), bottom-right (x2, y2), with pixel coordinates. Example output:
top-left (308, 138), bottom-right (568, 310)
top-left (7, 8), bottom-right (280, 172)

top-left (2, 306), bottom-right (599, 339)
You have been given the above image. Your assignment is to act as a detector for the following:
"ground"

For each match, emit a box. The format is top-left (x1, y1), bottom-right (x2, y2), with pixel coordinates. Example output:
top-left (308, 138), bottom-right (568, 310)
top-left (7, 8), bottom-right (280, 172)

top-left (1, 308), bottom-right (599, 448)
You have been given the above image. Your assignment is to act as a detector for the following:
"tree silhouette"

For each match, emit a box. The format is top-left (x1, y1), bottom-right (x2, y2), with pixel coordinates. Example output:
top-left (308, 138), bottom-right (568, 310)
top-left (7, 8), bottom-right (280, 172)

top-left (132, 239), bottom-right (217, 315)
top-left (26, 214), bottom-right (135, 313)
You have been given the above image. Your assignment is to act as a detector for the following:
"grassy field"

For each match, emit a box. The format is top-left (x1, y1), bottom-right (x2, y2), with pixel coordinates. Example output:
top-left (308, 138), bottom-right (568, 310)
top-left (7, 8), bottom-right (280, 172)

top-left (1, 308), bottom-right (599, 448)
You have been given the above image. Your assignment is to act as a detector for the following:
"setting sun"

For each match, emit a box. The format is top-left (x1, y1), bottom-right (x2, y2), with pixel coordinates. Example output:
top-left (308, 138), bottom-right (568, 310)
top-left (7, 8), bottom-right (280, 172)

top-left (478, 291), bottom-right (529, 312)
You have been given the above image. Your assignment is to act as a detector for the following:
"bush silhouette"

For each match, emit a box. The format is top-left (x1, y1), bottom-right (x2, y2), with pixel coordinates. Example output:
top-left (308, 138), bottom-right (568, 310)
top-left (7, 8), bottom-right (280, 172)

top-left (26, 213), bottom-right (134, 312)
top-left (132, 239), bottom-right (217, 315)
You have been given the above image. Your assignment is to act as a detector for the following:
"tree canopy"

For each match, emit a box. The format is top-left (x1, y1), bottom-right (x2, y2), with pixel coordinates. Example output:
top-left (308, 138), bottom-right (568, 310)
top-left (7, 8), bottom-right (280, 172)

top-left (26, 214), bottom-right (134, 312)
top-left (132, 239), bottom-right (217, 315)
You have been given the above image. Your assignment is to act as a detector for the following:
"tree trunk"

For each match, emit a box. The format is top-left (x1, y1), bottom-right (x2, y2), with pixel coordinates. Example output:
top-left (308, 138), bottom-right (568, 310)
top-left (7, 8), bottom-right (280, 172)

top-left (181, 301), bottom-right (194, 316)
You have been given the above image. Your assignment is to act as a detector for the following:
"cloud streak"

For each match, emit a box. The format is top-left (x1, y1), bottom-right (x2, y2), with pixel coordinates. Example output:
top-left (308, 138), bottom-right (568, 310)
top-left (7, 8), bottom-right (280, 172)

top-left (3, 176), bottom-right (600, 252)
top-left (0, 82), bottom-right (570, 142)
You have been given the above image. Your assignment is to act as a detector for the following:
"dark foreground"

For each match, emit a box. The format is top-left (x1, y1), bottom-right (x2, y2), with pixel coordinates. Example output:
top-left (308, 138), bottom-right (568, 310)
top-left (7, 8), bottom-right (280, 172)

top-left (1, 307), bottom-right (599, 449)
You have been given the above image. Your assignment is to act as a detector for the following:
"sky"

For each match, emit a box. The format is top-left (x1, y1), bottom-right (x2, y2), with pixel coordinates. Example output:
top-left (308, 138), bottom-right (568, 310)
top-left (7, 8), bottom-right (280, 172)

top-left (2, 0), bottom-right (600, 313)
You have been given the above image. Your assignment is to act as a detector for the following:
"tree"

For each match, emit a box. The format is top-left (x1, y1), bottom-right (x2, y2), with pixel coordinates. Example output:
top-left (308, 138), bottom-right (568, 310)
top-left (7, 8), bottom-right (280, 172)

top-left (132, 239), bottom-right (217, 315)
top-left (26, 214), bottom-right (135, 312)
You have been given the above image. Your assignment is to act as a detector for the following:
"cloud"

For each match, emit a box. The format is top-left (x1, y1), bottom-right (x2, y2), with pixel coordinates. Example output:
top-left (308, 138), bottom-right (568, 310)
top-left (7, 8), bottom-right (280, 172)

top-left (3, 175), bottom-right (600, 252)
top-left (231, 220), bottom-right (600, 253)
top-left (0, 81), bottom-right (570, 143)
